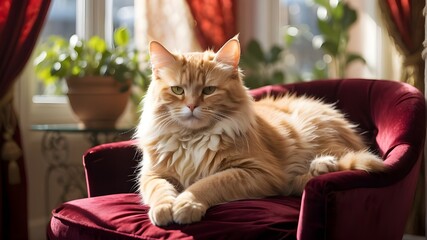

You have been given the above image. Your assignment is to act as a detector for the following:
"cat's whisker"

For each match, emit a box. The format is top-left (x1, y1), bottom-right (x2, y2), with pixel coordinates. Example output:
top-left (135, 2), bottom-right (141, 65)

top-left (153, 116), bottom-right (176, 130)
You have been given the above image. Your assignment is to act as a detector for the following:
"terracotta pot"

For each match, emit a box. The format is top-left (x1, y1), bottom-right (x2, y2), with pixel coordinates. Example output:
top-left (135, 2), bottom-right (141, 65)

top-left (66, 76), bottom-right (130, 129)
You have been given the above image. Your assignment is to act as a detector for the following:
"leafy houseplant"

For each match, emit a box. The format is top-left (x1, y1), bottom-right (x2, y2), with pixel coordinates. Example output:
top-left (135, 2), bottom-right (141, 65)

top-left (240, 40), bottom-right (285, 89)
top-left (241, 0), bottom-right (364, 88)
top-left (314, 0), bottom-right (365, 78)
top-left (34, 27), bottom-right (151, 128)
top-left (34, 27), bottom-right (150, 97)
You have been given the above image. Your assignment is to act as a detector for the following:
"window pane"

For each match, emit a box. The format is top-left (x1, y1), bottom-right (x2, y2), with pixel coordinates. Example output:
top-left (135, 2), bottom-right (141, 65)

top-left (112, 0), bottom-right (135, 47)
top-left (41, 0), bottom-right (76, 40)
top-left (280, 0), bottom-right (327, 81)
top-left (36, 0), bottom-right (77, 95)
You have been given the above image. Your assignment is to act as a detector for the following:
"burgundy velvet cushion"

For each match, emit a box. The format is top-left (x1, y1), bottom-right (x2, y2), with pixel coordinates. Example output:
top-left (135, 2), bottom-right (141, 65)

top-left (48, 193), bottom-right (300, 240)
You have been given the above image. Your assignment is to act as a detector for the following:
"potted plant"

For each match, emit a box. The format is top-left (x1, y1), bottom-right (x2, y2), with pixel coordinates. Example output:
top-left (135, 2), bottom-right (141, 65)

top-left (240, 39), bottom-right (286, 89)
top-left (314, 0), bottom-right (365, 78)
top-left (34, 27), bottom-right (150, 128)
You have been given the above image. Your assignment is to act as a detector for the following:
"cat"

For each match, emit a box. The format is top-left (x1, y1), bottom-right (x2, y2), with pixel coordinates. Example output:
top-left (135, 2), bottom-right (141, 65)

top-left (134, 36), bottom-right (385, 227)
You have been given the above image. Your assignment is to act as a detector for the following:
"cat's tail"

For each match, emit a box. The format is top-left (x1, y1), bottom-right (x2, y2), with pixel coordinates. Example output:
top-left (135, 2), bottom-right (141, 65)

top-left (338, 150), bottom-right (386, 172)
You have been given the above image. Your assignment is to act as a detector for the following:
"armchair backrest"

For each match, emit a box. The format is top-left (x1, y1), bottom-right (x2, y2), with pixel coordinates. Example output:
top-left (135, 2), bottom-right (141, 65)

top-left (83, 140), bottom-right (141, 197)
top-left (250, 78), bottom-right (426, 239)
top-left (250, 79), bottom-right (425, 177)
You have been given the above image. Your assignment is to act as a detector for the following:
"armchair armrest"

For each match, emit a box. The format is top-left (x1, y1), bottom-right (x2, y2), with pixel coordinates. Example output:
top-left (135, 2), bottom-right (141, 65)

top-left (83, 140), bottom-right (141, 197)
top-left (298, 143), bottom-right (424, 240)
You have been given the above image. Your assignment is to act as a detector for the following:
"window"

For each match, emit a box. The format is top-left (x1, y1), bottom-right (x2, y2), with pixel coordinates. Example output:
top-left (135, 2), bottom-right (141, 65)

top-left (36, 0), bottom-right (76, 95)
top-left (112, 0), bottom-right (135, 47)
top-left (34, 0), bottom-right (136, 97)
top-left (279, 0), bottom-right (327, 81)
top-left (28, 0), bottom-right (136, 125)
top-left (40, 0), bottom-right (76, 41)
top-left (276, 0), bottom-right (397, 81)
top-left (28, 0), bottom-right (397, 121)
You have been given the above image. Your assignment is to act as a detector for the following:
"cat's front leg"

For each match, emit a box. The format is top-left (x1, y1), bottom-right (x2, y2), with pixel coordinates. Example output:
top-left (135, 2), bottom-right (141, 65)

top-left (172, 167), bottom-right (282, 224)
top-left (139, 172), bottom-right (179, 226)
top-left (172, 191), bottom-right (208, 224)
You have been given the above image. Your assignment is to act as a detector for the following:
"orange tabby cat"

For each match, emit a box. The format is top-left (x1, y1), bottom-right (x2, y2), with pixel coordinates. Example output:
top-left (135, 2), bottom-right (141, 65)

top-left (135, 37), bottom-right (385, 226)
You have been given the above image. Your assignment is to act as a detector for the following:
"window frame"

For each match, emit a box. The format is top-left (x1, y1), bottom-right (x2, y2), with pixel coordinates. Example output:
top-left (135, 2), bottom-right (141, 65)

top-left (24, 0), bottom-right (134, 125)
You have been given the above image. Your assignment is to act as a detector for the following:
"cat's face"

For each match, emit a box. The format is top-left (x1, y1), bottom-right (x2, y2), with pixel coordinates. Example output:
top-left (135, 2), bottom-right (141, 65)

top-left (147, 38), bottom-right (248, 131)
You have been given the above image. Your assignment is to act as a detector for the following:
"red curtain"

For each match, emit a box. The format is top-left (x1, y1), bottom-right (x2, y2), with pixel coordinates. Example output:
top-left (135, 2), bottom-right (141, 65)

top-left (0, 0), bottom-right (51, 239)
top-left (378, 0), bottom-right (425, 236)
top-left (378, 0), bottom-right (424, 90)
top-left (186, 0), bottom-right (237, 51)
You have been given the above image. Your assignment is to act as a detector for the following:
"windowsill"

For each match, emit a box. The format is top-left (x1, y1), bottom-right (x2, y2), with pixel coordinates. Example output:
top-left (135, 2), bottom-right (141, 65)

top-left (30, 95), bottom-right (76, 124)
top-left (30, 94), bottom-right (136, 127)
top-left (32, 95), bottom-right (68, 104)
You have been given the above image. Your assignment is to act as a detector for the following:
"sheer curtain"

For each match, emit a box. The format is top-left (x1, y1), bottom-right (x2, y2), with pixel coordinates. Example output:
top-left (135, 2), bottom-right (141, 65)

top-left (378, 0), bottom-right (425, 236)
top-left (0, 0), bottom-right (51, 239)
top-left (135, 0), bottom-right (201, 52)
top-left (134, 0), bottom-right (237, 53)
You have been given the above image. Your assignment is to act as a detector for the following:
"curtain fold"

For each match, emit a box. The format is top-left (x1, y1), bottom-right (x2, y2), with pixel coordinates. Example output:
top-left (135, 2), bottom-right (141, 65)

top-left (135, 0), bottom-right (201, 52)
top-left (186, 0), bottom-right (237, 51)
top-left (378, 0), bottom-right (425, 91)
top-left (378, 0), bottom-right (425, 236)
top-left (0, 0), bottom-right (51, 239)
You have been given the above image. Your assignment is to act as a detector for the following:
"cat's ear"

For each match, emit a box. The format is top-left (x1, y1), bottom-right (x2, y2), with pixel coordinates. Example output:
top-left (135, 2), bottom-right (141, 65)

top-left (214, 36), bottom-right (240, 68)
top-left (149, 41), bottom-right (176, 69)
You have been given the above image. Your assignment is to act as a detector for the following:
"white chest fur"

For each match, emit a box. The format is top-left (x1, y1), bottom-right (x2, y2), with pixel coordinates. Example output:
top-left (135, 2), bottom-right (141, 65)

top-left (138, 106), bottom-right (253, 188)
top-left (155, 132), bottom-right (221, 187)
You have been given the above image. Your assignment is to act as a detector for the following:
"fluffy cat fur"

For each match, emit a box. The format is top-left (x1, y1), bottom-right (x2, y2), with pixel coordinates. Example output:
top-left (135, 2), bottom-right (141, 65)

top-left (135, 37), bottom-right (385, 226)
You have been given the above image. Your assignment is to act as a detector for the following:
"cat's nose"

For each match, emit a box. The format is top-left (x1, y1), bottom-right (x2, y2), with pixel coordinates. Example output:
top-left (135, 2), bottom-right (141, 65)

top-left (187, 104), bottom-right (197, 112)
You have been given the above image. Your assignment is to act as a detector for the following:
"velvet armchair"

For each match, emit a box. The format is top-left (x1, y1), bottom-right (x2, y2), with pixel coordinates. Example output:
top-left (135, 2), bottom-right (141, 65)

top-left (47, 79), bottom-right (425, 240)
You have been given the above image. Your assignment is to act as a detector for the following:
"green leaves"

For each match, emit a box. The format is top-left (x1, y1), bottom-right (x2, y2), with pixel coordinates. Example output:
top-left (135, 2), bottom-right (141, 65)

top-left (240, 0), bottom-right (363, 84)
top-left (341, 5), bottom-right (357, 30)
top-left (240, 39), bottom-right (285, 89)
top-left (313, 0), bottom-right (365, 77)
top-left (246, 40), bottom-right (264, 62)
top-left (88, 36), bottom-right (107, 53)
top-left (34, 27), bottom-right (150, 96)
top-left (314, 0), bottom-right (329, 8)
top-left (267, 46), bottom-right (283, 64)
top-left (345, 52), bottom-right (366, 65)
top-left (113, 27), bottom-right (130, 47)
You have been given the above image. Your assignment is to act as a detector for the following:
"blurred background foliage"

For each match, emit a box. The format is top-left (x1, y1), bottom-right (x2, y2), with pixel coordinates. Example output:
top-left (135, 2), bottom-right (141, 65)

top-left (240, 0), bottom-right (365, 89)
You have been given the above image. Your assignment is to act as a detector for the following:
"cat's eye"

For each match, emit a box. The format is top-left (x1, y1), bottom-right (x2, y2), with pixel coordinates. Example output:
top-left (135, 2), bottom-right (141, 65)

top-left (171, 86), bottom-right (184, 95)
top-left (202, 86), bottom-right (216, 95)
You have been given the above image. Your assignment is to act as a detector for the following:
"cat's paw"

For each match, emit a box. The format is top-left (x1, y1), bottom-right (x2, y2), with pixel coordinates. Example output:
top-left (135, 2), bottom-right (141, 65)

top-left (172, 192), bottom-right (207, 224)
top-left (148, 203), bottom-right (174, 226)
top-left (310, 156), bottom-right (338, 176)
